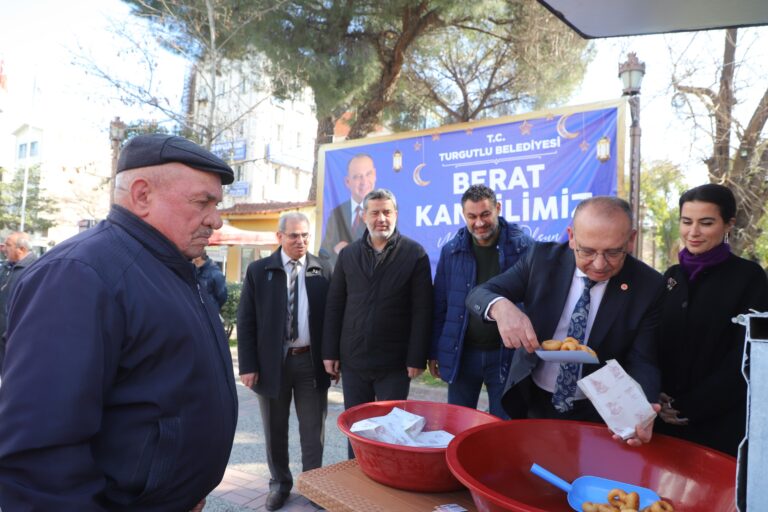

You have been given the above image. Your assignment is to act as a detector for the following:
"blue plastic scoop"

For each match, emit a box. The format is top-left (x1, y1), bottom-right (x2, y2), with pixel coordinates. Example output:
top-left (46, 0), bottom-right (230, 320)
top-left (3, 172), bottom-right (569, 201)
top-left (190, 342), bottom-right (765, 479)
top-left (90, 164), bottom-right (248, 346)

top-left (530, 463), bottom-right (661, 511)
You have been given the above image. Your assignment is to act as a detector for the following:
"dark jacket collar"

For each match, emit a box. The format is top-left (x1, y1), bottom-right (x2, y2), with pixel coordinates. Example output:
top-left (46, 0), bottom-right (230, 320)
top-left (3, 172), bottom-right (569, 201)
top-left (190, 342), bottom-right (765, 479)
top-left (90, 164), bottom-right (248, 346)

top-left (107, 204), bottom-right (197, 283)
top-left (265, 247), bottom-right (324, 273)
top-left (451, 217), bottom-right (521, 254)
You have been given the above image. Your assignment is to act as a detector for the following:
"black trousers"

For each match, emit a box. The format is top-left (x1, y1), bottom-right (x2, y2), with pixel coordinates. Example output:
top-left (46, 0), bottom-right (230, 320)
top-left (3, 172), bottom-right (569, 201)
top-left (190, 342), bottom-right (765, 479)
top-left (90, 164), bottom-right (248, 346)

top-left (340, 365), bottom-right (411, 458)
top-left (257, 351), bottom-right (328, 492)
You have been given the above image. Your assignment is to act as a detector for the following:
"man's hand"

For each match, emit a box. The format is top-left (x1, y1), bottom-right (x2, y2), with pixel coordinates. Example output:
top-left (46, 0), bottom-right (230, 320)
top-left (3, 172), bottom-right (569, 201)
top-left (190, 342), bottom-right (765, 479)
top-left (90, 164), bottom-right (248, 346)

top-left (612, 403), bottom-right (662, 447)
top-left (324, 359), bottom-right (341, 383)
top-left (658, 392), bottom-right (689, 425)
top-left (239, 373), bottom-right (258, 388)
top-left (333, 241), bottom-right (348, 254)
top-left (489, 298), bottom-right (539, 352)
top-left (408, 367), bottom-right (424, 379)
top-left (427, 360), bottom-right (440, 379)
top-left (190, 498), bottom-right (206, 512)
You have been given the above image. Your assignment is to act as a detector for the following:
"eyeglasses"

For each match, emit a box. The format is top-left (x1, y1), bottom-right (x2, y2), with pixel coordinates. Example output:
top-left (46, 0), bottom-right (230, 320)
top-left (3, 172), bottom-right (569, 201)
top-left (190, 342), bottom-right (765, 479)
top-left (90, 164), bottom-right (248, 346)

top-left (573, 247), bottom-right (627, 263)
top-left (282, 232), bottom-right (310, 241)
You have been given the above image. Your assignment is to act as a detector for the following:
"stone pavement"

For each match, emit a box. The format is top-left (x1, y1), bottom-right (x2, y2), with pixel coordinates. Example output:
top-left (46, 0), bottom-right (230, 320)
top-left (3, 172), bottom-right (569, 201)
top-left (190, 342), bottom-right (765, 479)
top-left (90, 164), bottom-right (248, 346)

top-left (203, 350), bottom-right (489, 511)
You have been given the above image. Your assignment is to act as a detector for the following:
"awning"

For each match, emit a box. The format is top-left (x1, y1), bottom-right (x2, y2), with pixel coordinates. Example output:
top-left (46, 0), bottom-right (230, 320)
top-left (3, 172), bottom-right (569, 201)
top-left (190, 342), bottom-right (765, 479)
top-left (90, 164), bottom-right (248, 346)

top-left (208, 224), bottom-right (277, 246)
top-left (537, 0), bottom-right (768, 38)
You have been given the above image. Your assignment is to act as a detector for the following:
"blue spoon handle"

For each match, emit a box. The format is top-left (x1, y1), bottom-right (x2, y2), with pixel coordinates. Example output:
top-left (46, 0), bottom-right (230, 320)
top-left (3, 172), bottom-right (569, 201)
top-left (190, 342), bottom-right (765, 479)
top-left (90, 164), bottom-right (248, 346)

top-left (530, 463), bottom-right (573, 493)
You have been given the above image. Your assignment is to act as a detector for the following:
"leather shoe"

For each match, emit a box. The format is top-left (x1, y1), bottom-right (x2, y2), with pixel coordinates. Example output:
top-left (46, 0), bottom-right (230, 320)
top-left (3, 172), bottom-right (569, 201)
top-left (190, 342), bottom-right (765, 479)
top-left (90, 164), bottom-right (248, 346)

top-left (265, 491), bottom-right (290, 511)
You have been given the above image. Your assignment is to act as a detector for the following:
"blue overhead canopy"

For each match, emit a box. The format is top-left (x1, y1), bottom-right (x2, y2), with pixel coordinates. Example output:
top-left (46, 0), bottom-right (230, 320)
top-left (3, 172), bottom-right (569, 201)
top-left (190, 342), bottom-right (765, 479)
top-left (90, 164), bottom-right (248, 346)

top-left (537, 0), bottom-right (768, 38)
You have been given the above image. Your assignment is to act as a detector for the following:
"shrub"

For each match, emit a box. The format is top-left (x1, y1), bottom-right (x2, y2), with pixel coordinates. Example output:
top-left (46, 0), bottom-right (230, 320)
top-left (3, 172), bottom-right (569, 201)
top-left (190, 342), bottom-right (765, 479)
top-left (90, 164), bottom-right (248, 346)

top-left (221, 282), bottom-right (241, 339)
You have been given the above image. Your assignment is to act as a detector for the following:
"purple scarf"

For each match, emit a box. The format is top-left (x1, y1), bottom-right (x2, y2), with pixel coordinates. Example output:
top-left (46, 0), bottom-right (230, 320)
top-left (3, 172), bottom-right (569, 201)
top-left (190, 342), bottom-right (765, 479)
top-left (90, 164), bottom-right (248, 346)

top-left (678, 242), bottom-right (731, 282)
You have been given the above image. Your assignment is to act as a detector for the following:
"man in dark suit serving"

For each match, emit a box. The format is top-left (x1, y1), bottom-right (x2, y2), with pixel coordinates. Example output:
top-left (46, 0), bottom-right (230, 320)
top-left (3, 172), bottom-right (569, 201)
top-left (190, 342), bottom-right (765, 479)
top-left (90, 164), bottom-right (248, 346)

top-left (466, 196), bottom-right (663, 445)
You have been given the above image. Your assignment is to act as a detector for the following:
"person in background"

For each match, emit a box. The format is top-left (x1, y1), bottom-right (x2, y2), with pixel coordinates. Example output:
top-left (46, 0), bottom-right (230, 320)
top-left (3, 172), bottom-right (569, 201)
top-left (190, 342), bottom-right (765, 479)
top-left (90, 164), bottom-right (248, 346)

top-left (0, 231), bottom-right (37, 370)
top-left (322, 189), bottom-right (433, 457)
top-left (0, 134), bottom-right (238, 511)
top-left (237, 212), bottom-right (332, 511)
top-left (319, 153), bottom-right (376, 268)
top-left (657, 183), bottom-right (768, 456)
top-left (429, 185), bottom-right (532, 418)
top-left (193, 251), bottom-right (227, 309)
top-left (466, 196), bottom-right (663, 446)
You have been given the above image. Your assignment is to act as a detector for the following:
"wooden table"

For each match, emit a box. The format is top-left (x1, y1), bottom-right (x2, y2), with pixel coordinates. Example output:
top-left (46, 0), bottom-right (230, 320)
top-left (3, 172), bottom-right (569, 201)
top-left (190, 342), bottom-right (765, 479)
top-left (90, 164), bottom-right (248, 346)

top-left (297, 459), bottom-right (477, 512)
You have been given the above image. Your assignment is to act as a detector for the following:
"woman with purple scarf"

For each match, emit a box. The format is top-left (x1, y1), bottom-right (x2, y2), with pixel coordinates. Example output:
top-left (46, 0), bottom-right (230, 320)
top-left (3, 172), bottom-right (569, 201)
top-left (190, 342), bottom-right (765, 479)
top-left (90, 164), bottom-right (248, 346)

top-left (656, 183), bottom-right (768, 456)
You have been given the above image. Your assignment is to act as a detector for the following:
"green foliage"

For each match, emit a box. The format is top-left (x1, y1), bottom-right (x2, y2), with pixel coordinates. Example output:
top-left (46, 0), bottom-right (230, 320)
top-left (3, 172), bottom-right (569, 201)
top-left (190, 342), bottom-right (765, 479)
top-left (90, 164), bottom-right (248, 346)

top-left (0, 164), bottom-right (58, 233)
top-left (390, 1), bottom-right (593, 129)
top-left (640, 161), bottom-right (688, 271)
top-left (221, 281), bottom-right (242, 339)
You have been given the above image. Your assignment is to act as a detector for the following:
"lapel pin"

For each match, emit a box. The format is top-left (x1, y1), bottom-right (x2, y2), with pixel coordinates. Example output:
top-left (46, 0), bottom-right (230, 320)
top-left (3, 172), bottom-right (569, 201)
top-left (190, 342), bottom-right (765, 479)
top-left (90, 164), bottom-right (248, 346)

top-left (620, 283), bottom-right (629, 291)
top-left (666, 277), bottom-right (677, 290)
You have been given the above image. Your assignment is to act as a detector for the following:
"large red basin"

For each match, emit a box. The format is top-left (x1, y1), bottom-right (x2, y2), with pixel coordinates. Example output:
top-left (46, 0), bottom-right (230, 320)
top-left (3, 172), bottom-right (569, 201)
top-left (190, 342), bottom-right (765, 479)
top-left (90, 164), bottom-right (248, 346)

top-left (446, 419), bottom-right (737, 512)
top-left (337, 400), bottom-right (501, 492)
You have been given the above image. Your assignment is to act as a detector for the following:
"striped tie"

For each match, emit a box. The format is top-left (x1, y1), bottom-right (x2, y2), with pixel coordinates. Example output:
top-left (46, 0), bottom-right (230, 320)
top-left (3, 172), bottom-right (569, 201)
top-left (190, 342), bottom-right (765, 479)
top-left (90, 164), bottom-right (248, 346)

top-left (287, 260), bottom-right (300, 341)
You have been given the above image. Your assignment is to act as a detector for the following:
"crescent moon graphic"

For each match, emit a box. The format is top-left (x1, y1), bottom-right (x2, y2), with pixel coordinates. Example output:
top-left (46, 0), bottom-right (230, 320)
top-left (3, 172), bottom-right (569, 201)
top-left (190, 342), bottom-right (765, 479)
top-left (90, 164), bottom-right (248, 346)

top-left (556, 114), bottom-right (580, 139)
top-left (412, 163), bottom-right (430, 187)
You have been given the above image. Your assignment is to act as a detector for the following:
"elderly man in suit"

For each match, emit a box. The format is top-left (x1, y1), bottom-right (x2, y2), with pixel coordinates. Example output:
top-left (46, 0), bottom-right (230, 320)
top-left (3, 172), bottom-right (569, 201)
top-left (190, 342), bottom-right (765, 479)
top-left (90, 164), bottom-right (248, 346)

top-left (466, 196), bottom-right (663, 445)
top-left (319, 153), bottom-right (376, 267)
top-left (237, 212), bottom-right (332, 510)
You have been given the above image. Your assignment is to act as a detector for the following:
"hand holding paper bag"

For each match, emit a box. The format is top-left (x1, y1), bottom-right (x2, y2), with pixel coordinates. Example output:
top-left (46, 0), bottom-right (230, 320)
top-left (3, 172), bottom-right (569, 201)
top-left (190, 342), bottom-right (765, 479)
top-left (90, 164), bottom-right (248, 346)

top-left (578, 359), bottom-right (658, 445)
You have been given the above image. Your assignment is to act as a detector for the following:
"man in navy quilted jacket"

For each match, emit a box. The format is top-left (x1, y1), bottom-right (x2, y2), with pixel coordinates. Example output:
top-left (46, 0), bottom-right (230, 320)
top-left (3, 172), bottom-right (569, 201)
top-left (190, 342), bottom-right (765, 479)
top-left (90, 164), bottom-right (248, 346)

top-left (429, 185), bottom-right (532, 418)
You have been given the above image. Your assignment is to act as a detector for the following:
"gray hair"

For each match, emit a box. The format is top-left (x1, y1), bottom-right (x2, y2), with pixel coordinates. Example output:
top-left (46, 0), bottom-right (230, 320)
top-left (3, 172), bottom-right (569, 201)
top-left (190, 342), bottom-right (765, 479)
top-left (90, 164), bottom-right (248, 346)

top-left (363, 188), bottom-right (398, 211)
top-left (113, 166), bottom-right (171, 206)
top-left (9, 232), bottom-right (31, 250)
top-left (278, 212), bottom-right (310, 232)
top-left (573, 196), bottom-right (632, 225)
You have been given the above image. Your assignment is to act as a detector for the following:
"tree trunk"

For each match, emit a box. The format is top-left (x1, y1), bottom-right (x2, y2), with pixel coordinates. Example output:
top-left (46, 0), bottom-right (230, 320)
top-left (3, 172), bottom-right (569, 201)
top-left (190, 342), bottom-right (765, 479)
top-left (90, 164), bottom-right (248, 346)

top-left (347, 2), bottom-right (441, 139)
top-left (308, 115), bottom-right (336, 202)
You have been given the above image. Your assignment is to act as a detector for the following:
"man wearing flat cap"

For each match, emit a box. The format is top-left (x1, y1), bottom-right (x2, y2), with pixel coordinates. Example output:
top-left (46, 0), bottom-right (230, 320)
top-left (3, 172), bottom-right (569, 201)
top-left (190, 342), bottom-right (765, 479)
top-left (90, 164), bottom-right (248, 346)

top-left (0, 134), bottom-right (238, 512)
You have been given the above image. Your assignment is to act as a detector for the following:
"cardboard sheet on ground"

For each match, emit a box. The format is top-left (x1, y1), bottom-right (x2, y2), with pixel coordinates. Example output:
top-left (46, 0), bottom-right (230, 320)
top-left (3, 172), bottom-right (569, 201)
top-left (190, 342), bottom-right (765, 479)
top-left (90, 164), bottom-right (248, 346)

top-left (536, 350), bottom-right (599, 364)
top-left (350, 407), bottom-right (454, 448)
top-left (577, 359), bottom-right (656, 439)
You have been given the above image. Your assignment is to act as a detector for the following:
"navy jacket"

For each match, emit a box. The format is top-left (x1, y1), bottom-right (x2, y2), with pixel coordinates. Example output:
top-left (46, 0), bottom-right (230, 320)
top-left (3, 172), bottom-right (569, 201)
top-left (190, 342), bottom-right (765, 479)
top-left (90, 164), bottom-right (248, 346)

top-left (237, 249), bottom-right (332, 399)
top-left (430, 218), bottom-right (532, 384)
top-left (0, 205), bottom-right (238, 511)
top-left (466, 241), bottom-right (664, 418)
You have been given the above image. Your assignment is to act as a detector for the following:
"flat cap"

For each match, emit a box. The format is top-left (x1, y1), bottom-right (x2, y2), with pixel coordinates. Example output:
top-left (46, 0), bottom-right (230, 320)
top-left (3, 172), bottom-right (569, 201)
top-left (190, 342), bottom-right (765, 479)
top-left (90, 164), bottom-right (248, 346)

top-left (117, 134), bottom-right (234, 185)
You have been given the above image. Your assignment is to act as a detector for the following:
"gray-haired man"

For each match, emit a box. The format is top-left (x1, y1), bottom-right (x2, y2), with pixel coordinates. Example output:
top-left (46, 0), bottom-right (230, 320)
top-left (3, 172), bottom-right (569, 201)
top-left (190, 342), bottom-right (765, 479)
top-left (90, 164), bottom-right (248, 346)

top-left (237, 212), bottom-right (332, 510)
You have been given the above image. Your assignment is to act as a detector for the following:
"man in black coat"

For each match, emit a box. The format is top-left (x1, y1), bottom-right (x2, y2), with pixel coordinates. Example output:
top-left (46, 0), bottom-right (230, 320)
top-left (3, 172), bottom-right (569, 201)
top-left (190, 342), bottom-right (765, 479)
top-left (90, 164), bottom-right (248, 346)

top-left (466, 196), bottom-right (663, 445)
top-left (322, 189), bottom-right (433, 457)
top-left (237, 212), bottom-right (332, 511)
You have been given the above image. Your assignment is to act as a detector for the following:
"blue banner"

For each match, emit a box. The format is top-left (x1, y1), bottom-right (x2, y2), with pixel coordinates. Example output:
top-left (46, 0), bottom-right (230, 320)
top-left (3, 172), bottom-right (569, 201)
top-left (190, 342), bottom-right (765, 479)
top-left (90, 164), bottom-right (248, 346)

top-left (318, 101), bottom-right (623, 270)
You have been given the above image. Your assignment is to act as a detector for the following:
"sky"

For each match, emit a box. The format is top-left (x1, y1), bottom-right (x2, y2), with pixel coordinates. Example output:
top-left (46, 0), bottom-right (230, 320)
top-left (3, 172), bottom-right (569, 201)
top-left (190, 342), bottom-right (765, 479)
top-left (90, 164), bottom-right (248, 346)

top-left (1, 0), bottom-right (767, 189)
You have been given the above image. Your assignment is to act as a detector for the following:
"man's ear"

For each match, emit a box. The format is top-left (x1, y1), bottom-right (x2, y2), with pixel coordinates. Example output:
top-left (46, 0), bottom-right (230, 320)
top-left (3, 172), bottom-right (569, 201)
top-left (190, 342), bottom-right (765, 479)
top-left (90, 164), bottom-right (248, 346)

top-left (129, 178), bottom-right (153, 218)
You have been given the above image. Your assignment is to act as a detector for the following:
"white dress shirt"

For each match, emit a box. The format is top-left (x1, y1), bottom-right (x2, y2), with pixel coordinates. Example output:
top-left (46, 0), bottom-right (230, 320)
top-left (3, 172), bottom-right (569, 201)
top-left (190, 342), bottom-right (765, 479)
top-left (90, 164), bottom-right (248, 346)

top-left (531, 268), bottom-right (607, 398)
top-left (280, 251), bottom-right (310, 348)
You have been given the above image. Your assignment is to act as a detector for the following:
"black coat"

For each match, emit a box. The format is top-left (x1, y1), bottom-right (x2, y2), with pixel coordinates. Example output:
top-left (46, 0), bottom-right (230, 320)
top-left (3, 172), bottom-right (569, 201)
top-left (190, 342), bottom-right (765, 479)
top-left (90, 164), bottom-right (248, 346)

top-left (657, 254), bottom-right (768, 455)
top-left (466, 242), bottom-right (664, 417)
top-left (237, 249), bottom-right (332, 399)
top-left (322, 230), bottom-right (433, 371)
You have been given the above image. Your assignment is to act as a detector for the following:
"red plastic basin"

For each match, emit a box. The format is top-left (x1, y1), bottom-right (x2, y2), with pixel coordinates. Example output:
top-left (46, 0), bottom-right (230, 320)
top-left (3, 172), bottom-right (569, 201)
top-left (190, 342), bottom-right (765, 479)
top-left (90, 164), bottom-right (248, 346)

top-left (446, 419), bottom-right (737, 512)
top-left (337, 400), bottom-right (502, 492)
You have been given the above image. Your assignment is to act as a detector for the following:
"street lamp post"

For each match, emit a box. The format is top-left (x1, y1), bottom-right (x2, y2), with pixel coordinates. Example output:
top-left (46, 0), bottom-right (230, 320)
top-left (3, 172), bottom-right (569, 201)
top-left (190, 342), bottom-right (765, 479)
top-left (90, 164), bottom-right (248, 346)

top-left (619, 53), bottom-right (645, 258)
top-left (109, 116), bottom-right (127, 206)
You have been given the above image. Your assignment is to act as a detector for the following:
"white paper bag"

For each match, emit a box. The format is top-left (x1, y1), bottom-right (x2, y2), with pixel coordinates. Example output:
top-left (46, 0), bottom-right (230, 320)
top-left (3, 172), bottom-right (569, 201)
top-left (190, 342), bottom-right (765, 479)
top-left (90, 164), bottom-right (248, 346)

top-left (350, 407), bottom-right (454, 447)
top-left (577, 359), bottom-right (657, 440)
